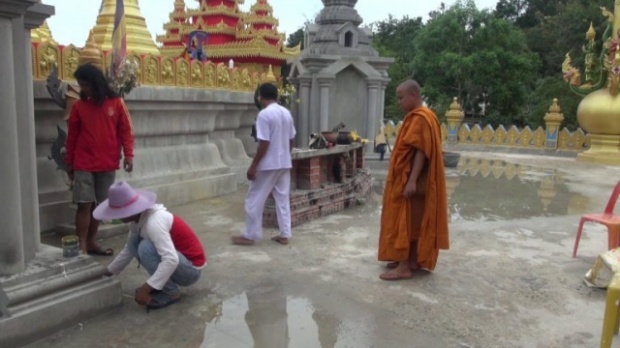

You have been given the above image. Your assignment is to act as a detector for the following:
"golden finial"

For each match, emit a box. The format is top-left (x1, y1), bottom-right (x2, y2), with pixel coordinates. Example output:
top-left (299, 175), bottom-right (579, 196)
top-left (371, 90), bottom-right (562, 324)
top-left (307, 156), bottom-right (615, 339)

top-left (445, 97), bottom-right (464, 119)
top-left (78, 30), bottom-right (103, 70)
top-left (264, 64), bottom-right (277, 83)
top-left (586, 22), bottom-right (596, 41)
top-left (544, 98), bottom-right (564, 123)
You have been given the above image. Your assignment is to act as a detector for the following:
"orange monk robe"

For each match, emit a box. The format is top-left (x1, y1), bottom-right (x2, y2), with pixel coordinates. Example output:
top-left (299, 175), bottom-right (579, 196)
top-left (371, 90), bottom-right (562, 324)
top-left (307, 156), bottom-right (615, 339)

top-left (377, 106), bottom-right (449, 271)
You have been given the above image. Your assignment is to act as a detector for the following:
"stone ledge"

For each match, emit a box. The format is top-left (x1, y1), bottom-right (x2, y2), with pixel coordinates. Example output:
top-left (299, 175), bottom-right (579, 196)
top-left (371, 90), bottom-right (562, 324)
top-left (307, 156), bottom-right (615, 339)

top-left (54, 222), bottom-right (128, 240)
top-left (0, 245), bottom-right (122, 347)
top-left (291, 143), bottom-right (363, 160)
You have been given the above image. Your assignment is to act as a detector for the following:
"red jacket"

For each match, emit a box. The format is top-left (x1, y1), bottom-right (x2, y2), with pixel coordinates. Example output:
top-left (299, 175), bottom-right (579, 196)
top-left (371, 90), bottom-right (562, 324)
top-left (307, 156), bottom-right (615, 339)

top-left (65, 97), bottom-right (134, 172)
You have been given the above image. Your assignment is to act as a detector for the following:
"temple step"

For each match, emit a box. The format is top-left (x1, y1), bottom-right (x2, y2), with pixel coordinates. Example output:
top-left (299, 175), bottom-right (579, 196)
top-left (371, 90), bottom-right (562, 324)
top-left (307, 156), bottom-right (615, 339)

top-left (54, 222), bottom-right (128, 240)
top-left (0, 245), bottom-right (122, 347)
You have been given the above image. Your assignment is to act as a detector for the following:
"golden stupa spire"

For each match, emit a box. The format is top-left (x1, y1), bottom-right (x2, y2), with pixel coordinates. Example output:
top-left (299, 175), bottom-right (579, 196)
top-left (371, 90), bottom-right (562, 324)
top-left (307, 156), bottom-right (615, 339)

top-left (31, 21), bottom-right (57, 44)
top-left (264, 64), bottom-right (277, 83)
top-left (91, 0), bottom-right (160, 55)
top-left (78, 30), bottom-right (104, 70)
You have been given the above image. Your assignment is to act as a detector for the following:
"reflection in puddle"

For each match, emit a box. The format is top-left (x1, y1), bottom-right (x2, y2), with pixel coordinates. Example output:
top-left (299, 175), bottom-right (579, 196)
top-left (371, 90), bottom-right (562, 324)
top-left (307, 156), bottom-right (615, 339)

top-left (201, 286), bottom-right (369, 348)
top-left (373, 157), bottom-right (591, 222)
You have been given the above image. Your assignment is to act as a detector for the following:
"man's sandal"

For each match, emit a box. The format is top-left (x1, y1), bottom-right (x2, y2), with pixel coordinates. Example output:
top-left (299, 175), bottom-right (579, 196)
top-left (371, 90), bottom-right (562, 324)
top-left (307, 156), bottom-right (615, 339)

top-left (271, 236), bottom-right (289, 245)
top-left (146, 292), bottom-right (180, 311)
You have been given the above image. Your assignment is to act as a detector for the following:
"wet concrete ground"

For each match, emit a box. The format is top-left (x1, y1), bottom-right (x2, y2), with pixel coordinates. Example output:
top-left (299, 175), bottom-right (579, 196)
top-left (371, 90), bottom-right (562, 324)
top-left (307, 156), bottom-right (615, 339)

top-left (30, 151), bottom-right (620, 348)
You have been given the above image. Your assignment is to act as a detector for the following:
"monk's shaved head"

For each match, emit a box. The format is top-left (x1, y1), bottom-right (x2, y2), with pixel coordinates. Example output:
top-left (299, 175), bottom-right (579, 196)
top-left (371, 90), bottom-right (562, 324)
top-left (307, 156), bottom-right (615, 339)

top-left (396, 80), bottom-right (422, 112)
top-left (398, 80), bottom-right (421, 95)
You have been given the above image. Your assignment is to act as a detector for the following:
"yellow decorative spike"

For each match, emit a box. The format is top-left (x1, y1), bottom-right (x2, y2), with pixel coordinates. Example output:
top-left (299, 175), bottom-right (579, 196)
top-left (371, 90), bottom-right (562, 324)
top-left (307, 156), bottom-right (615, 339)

top-left (263, 64), bottom-right (277, 83)
top-left (79, 30), bottom-right (104, 70)
top-left (586, 22), bottom-right (596, 41)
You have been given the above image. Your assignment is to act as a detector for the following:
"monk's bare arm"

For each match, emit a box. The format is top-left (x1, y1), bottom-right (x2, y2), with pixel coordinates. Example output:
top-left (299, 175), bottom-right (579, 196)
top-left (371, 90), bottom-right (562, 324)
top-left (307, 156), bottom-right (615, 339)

top-left (403, 150), bottom-right (427, 198)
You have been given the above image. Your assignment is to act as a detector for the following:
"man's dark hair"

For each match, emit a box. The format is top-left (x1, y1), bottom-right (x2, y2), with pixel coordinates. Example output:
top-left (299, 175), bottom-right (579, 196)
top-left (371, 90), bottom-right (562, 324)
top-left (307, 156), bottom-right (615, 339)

top-left (259, 83), bottom-right (278, 101)
top-left (74, 64), bottom-right (119, 105)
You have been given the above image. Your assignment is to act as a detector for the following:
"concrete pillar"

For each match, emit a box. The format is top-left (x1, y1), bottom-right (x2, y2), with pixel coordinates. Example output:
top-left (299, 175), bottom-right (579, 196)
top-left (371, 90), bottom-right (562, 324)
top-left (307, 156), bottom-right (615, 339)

top-left (0, 1), bottom-right (36, 276)
top-left (318, 78), bottom-right (332, 132)
top-left (379, 82), bottom-right (387, 122)
top-left (299, 77), bottom-right (312, 147)
top-left (11, 14), bottom-right (37, 261)
top-left (18, 4), bottom-right (50, 260)
top-left (366, 81), bottom-right (380, 141)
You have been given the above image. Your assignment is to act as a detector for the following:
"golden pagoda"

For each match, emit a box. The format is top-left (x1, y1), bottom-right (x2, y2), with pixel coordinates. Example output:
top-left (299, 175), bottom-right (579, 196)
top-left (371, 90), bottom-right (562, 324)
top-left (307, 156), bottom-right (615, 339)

top-left (31, 20), bottom-right (56, 44)
top-left (157, 0), bottom-right (300, 78)
top-left (91, 0), bottom-right (160, 55)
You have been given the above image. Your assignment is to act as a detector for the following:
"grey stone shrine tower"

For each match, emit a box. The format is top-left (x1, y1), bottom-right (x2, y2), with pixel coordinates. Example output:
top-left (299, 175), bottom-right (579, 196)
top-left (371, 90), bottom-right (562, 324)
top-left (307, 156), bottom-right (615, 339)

top-left (289, 0), bottom-right (394, 147)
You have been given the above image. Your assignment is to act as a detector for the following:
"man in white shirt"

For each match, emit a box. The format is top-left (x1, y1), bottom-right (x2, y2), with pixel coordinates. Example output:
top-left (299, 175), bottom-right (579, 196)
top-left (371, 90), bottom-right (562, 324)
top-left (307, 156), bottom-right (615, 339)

top-left (94, 182), bottom-right (207, 310)
top-left (232, 83), bottom-right (296, 246)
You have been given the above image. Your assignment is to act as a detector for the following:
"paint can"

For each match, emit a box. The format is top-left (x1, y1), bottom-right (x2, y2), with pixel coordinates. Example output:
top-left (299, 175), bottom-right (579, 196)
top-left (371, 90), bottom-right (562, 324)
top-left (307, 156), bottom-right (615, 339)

top-left (62, 235), bottom-right (79, 258)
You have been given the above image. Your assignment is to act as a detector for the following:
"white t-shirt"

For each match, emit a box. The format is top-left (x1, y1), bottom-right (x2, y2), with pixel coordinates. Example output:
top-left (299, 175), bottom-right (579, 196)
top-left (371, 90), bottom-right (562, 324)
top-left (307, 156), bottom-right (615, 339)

top-left (255, 103), bottom-right (296, 171)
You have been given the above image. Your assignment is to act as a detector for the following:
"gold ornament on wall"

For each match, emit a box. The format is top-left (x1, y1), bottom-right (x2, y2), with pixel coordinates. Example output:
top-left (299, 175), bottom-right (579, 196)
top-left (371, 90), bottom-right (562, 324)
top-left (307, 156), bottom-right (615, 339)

top-left (177, 59), bottom-right (190, 86)
top-left (62, 45), bottom-right (81, 79)
top-left (205, 62), bottom-right (217, 87)
top-left (38, 43), bottom-right (59, 79)
top-left (144, 55), bottom-right (160, 85)
top-left (161, 58), bottom-right (175, 85)
top-left (191, 61), bottom-right (204, 87)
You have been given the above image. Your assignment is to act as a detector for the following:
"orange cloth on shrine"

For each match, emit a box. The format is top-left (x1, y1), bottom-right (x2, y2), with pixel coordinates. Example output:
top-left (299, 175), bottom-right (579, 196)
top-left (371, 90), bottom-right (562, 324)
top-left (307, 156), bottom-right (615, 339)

top-left (377, 106), bottom-right (449, 271)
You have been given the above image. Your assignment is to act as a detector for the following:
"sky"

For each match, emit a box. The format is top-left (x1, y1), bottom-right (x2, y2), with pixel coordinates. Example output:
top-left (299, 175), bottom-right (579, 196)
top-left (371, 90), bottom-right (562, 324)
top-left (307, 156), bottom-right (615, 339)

top-left (42, 0), bottom-right (500, 46)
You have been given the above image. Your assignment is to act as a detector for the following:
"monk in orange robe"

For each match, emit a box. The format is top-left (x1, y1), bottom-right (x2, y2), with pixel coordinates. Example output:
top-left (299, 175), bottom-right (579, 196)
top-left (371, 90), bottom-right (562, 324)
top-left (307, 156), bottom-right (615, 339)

top-left (377, 80), bottom-right (449, 281)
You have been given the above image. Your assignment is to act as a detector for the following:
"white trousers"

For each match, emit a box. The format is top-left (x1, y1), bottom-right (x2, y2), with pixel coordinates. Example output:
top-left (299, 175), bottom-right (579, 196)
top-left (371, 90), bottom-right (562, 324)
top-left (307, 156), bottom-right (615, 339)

top-left (244, 169), bottom-right (292, 240)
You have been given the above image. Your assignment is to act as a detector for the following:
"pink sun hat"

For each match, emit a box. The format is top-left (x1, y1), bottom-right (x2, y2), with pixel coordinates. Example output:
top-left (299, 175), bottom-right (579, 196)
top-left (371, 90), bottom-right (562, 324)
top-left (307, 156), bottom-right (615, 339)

top-left (93, 182), bottom-right (157, 221)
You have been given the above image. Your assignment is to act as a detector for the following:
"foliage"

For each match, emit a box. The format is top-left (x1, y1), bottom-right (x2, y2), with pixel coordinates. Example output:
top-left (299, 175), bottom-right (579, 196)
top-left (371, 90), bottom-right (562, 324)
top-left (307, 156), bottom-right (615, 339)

top-left (363, 0), bottom-right (615, 128)
top-left (287, 28), bottom-right (305, 49)
top-left (278, 84), bottom-right (298, 108)
top-left (509, 0), bottom-right (611, 76)
top-left (524, 77), bottom-right (583, 130)
top-left (371, 15), bottom-right (424, 120)
top-left (412, 0), bottom-right (540, 127)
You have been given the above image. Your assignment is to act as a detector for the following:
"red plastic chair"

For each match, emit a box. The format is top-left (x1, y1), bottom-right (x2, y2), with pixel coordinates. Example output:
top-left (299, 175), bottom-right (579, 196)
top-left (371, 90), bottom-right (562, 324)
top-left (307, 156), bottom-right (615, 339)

top-left (573, 181), bottom-right (620, 258)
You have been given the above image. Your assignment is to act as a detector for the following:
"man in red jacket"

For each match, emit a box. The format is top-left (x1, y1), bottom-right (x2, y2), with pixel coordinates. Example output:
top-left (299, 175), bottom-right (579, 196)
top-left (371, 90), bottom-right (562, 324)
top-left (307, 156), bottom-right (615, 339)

top-left (65, 64), bottom-right (134, 256)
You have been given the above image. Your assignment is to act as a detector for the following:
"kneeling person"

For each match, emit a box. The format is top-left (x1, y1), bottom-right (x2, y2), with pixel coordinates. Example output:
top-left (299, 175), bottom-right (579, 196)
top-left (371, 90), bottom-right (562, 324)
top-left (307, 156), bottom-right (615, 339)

top-left (94, 182), bottom-right (207, 309)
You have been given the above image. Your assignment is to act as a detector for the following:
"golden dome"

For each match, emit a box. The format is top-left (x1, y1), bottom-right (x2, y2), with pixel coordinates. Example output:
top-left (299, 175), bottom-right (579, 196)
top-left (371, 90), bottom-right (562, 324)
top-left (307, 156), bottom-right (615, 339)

top-left (577, 88), bottom-right (620, 135)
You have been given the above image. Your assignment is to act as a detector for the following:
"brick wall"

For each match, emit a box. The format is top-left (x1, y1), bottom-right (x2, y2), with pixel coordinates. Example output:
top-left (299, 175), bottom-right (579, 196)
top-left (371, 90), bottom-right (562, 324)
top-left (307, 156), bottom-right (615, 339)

top-left (263, 172), bottom-right (372, 228)
top-left (263, 144), bottom-right (369, 228)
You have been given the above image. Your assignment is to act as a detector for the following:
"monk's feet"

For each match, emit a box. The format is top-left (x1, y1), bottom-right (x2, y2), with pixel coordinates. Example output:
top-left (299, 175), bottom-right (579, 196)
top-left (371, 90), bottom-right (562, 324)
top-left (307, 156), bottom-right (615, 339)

top-left (232, 236), bottom-right (255, 246)
top-left (386, 262), bottom-right (421, 271)
top-left (379, 269), bottom-right (414, 281)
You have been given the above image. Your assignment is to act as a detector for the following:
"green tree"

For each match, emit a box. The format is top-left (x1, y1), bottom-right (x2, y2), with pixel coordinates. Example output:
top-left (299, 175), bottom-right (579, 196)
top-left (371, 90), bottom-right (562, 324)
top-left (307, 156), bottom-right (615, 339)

top-left (524, 77), bottom-right (582, 130)
top-left (286, 28), bottom-right (305, 49)
top-left (371, 15), bottom-right (424, 120)
top-left (412, 0), bottom-right (540, 126)
top-left (514, 0), bottom-right (613, 128)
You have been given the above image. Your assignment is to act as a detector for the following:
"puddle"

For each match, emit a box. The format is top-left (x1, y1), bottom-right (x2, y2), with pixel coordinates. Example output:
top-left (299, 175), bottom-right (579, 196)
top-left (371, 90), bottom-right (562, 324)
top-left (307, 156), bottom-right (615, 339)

top-left (200, 286), bottom-right (372, 348)
top-left (373, 157), bottom-right (591, 222)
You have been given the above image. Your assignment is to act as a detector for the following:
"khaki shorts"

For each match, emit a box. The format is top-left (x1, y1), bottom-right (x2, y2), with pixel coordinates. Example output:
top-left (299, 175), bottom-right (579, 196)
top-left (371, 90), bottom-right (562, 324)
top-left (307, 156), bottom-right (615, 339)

top-left (72, 171), bottom-right (116, 204)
